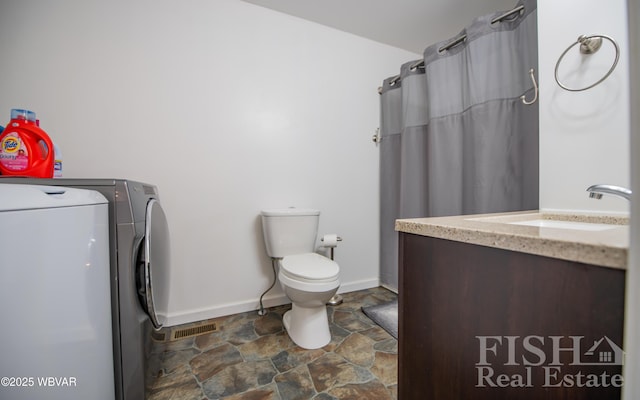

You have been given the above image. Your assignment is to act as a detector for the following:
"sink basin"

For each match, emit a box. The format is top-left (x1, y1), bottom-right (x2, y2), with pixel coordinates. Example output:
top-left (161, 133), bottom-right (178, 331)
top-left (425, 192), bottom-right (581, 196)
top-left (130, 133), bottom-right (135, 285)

top-left (508, 219), bottom-right (618, 231)
top-left (465, 212), bottom-right (628, 232)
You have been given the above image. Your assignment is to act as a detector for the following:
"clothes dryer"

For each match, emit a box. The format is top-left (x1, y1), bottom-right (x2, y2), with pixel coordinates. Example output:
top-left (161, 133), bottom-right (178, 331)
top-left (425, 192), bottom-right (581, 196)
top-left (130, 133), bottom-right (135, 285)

top-left (0, 177), bottom-right (171, 400)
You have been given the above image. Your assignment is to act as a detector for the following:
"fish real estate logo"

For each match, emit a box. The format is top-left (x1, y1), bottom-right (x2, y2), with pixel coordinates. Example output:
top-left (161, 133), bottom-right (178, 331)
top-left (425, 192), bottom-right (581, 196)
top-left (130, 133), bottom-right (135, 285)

top-left (476, 336), bottom-right (624, 388)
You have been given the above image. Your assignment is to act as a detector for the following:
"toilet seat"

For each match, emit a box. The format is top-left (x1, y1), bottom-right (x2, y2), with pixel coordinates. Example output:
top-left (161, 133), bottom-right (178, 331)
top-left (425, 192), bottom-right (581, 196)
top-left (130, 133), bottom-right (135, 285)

top-left (281, 253), bottom-right (339, 283)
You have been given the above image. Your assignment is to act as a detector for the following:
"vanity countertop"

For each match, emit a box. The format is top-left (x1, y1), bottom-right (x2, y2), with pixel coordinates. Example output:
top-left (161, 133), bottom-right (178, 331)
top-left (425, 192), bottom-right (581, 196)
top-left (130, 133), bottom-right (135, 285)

top-left (395, 210), bottom-right (629, 269)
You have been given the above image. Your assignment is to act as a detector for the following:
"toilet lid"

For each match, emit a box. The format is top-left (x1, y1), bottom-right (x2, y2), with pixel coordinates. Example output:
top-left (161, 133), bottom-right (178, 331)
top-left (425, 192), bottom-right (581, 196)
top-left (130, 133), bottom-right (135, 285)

top-left (281, 253), bottom-right (339, 282)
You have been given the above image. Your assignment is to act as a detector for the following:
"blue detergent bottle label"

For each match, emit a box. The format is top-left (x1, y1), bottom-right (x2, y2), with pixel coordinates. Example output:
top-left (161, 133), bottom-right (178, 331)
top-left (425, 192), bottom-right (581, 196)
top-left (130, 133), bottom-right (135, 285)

top-left (53, 143), bottom-right (62, 178)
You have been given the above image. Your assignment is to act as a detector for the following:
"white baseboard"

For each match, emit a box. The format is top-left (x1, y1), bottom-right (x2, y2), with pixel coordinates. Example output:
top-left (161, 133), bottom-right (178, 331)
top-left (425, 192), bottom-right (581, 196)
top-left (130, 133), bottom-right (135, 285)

top-left (337, 277), bottom-right (380, 294)
top-left (164, 277), bottom-right (380, 327)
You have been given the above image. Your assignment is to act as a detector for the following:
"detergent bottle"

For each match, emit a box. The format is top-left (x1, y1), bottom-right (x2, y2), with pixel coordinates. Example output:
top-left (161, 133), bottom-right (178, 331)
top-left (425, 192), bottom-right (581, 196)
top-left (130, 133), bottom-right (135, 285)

top-left (0, 109), bottom-right (54, 178)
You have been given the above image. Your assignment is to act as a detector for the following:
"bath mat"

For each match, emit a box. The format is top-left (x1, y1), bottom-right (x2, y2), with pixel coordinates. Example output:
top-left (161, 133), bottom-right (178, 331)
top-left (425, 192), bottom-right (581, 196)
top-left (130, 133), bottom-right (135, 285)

top-left (362, 300), bottom-right (398, 339)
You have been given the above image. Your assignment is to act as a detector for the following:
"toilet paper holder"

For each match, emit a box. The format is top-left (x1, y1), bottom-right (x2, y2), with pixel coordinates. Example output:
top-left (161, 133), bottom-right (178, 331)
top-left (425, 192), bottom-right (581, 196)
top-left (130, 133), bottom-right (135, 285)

top-left (320, 234), bottom-right (342, 260)
top-left (321, 234), bottom-right (342, 260)
top-left (320, 235), bottom-right (343, 243)
top-left (321, 234), bottom-right (344, 306)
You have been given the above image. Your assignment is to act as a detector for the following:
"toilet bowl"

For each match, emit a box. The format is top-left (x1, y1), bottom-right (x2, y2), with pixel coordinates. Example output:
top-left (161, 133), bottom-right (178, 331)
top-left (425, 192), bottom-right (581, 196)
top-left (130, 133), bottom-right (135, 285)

top-left (260, 208), bottom-right (341, 349)
top-left (278, 253), bottom-right (340, 349)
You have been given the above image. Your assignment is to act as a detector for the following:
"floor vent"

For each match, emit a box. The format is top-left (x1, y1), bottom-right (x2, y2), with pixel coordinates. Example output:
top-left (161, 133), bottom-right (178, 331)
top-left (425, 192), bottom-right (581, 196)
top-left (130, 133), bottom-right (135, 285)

top-left (169, 322), bottom-right (218, 341)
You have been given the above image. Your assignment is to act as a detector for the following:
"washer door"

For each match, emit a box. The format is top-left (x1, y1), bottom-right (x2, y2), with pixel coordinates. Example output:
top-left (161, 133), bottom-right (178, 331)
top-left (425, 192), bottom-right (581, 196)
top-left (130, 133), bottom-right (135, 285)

top-left (141, 199), bottom-right (170, 329)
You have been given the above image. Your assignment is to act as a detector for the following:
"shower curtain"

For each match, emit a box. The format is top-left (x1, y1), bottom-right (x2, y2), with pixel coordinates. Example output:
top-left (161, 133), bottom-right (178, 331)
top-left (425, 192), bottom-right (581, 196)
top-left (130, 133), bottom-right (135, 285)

top-left (379, 0), bottom-right (539, 290)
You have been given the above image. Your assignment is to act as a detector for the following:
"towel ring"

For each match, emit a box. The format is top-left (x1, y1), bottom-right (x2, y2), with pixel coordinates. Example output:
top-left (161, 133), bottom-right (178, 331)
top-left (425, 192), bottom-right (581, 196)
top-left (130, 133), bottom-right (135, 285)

top-left (554, 34), bottom-right (620, 92)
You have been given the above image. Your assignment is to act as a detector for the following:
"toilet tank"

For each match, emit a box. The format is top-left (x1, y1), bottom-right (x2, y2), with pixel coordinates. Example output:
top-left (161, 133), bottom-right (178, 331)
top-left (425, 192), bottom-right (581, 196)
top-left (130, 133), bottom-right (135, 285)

top-left (260, 208), bottom-right (320, 258)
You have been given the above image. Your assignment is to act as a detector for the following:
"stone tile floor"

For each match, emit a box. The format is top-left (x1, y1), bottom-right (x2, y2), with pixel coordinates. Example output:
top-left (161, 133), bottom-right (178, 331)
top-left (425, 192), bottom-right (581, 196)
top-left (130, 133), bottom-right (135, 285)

top-left (147, 287), bottom-right (398, 400)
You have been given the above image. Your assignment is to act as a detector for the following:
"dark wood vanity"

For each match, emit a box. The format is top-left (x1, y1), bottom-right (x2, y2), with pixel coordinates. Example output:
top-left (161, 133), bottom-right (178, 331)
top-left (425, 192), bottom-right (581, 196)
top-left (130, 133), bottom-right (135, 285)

top-left (397, 216), bottom-right (627, 400)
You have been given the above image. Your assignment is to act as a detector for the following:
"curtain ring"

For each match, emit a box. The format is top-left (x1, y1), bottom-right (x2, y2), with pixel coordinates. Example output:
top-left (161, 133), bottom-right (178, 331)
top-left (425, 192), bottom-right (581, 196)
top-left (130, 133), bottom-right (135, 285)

top-left (521, 68), bottom-right (538, 105)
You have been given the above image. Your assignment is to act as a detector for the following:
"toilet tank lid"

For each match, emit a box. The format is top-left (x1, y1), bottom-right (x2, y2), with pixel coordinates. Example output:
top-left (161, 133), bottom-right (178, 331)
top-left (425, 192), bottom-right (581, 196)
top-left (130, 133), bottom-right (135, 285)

top-left (261, 208), bottom-right (320, 217)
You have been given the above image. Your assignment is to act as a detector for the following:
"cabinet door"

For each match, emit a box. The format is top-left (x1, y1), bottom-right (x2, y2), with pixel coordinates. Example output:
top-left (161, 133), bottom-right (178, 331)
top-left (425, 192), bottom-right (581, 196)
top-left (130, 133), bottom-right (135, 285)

top-left (398, 233), bottom-right (625, 400)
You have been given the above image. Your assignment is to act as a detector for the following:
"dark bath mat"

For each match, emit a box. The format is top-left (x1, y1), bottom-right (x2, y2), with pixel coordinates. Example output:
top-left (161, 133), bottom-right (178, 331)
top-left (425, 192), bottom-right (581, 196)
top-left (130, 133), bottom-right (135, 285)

top-left (362, 299), bottom-right (398, 339)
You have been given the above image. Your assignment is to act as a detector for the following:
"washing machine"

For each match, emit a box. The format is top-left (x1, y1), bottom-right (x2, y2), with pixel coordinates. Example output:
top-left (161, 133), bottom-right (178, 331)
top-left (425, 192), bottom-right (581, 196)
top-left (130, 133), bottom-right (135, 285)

top-left (0, 184), bottom-right (114, 400)
top-left (0, 177), bottom-right (171, 400)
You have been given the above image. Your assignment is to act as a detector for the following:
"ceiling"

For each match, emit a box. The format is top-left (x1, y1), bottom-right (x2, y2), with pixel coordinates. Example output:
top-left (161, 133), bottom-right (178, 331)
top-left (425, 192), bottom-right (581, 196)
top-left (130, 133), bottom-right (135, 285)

top-left (241, 0), bottom-right (521, 54)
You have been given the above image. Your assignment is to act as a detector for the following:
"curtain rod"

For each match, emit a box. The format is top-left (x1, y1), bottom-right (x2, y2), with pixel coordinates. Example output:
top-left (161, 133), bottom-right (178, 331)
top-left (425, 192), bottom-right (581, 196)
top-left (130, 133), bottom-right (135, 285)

top-left (438, 34), bottom-right (467, 53)
top-left (406, 4), bottom-right (526, 72)
top-left (383, 4), bottom-right (526, 88)
top-left (491, 4), bottom-right (525, 24)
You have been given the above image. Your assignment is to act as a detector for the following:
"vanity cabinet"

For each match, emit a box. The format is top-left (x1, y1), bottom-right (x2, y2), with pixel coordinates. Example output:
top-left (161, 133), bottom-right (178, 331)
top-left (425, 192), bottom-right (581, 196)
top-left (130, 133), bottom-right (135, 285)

top-left (398, 232), bottom-right (625, 400)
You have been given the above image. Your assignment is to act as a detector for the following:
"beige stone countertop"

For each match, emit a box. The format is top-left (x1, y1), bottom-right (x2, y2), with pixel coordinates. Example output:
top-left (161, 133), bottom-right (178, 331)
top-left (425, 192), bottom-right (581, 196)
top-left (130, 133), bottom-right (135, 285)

top-left (395, 210), bottom-right (629, 269)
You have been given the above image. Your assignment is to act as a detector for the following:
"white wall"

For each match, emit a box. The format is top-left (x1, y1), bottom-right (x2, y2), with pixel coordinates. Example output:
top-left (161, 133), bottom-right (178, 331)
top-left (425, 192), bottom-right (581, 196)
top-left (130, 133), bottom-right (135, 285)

top-left (0, 0), bottom-right (417, 325)
top-left (539, 0), bottom-right (630, 214)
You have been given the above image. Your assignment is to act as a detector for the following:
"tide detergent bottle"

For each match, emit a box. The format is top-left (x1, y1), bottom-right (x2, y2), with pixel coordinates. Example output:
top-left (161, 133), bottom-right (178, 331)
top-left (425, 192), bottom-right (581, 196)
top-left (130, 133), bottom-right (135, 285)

top-left (0, 109), bottom-right (54, 178)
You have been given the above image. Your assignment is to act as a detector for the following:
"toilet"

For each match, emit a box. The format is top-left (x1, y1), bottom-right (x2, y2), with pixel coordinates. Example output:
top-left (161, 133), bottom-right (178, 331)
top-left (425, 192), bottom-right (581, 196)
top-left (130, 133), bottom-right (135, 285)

top-left (260, 208), bottom-right (340, 349)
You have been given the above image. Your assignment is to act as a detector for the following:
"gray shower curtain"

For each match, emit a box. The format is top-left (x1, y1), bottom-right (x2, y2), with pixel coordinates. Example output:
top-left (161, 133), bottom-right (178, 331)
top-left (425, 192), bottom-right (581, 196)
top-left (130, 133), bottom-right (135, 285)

top-left (379, 0), bottom-right (539, 290)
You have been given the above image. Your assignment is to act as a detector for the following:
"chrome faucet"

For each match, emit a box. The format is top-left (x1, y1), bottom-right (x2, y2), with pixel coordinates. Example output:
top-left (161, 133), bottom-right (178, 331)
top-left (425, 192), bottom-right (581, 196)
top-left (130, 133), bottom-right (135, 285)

top-left (586, 184), bottom-right (632, 201)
